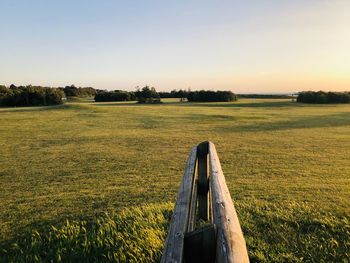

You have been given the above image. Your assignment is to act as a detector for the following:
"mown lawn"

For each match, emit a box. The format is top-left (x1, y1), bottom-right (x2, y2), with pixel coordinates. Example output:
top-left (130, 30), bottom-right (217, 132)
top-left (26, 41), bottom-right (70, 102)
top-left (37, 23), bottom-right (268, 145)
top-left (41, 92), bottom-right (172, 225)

top-left (0, 98), bottom-right (349, 262)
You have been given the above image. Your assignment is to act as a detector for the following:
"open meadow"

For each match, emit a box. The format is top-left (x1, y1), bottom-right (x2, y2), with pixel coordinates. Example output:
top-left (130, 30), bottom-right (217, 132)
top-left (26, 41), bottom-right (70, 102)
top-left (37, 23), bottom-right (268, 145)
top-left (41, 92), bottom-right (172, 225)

top-left (0, 98), bottom-right (349, 262)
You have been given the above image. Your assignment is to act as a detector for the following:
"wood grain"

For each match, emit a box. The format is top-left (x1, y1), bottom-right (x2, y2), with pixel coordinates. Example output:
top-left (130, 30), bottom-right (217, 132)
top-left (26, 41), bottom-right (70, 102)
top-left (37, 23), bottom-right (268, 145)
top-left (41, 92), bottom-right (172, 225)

top-left (209, 141), bottom-right (249, 263)
top-left (161, 146), bottom-right (197, 263)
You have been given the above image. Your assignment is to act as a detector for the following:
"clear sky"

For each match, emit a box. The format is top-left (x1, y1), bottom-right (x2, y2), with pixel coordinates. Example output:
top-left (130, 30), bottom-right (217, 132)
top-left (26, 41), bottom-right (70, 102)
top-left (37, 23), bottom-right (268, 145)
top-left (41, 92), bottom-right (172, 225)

top-left (1, 0), bottom-right (349, 93)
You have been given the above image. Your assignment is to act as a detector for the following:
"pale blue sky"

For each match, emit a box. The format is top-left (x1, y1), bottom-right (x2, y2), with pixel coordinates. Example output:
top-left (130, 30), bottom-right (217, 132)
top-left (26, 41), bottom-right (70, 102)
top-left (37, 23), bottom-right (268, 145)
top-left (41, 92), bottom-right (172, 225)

top-left (1, 0), bottom-right (349, 92)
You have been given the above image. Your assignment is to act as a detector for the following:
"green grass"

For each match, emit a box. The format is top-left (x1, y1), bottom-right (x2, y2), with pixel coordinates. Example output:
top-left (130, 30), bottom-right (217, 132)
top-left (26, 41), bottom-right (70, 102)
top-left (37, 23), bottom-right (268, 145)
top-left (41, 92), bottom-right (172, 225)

top-left (0, 98), bottom-right (349, 262)
top-left (1, 203), bottom-right (172, 263)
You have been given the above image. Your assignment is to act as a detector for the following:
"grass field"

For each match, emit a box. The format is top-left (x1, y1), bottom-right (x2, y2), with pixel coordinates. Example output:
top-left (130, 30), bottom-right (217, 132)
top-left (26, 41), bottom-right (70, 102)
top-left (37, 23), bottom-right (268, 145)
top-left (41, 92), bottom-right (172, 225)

top-left (0, 98), bottom-right (349, 262)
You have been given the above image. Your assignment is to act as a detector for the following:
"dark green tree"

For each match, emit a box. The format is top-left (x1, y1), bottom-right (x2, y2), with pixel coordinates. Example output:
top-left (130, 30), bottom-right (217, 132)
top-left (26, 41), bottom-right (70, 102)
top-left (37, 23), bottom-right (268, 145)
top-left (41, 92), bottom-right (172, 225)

top-left (135, 86), bottom-right (161, 104)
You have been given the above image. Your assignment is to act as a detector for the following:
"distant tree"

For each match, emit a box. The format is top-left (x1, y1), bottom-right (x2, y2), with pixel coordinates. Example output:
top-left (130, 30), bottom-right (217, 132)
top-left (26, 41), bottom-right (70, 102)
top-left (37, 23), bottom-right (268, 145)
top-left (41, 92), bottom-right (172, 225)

top-left (0, 85), bottom-right (8, 105)
top-left (64, 85), bottom-right (79, 97)
top-left (94, 90), bottom-right (135, 102)
top-left (78, 87), bottom-right (96, 97)
top-left (158, 91), bottom-right (172, 98)
top-left (0, 85), bottom-right (7, 93)
top-left (177, 89), bottom-right (187, 100)
top-left (238, 94), bottom-right (293, 99)
top-left (135, 86), bottom-right (161, 104)
top-left (63, 85), bottom-right (96, 97)
top-left (297, 91), bottom-right (350, 104)
top-left (158, 89), bottom-right (189, 100)
top-left (0, 85), bottom-right (64, 107)
top-left (187, 90), bottom-right (237, 102)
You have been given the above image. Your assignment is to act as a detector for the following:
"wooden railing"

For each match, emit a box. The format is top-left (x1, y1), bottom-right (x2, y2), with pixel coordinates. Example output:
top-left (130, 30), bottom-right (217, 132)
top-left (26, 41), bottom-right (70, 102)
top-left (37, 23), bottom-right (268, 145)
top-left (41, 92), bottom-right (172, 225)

top-left (161, 141), bottom-right (249, 263)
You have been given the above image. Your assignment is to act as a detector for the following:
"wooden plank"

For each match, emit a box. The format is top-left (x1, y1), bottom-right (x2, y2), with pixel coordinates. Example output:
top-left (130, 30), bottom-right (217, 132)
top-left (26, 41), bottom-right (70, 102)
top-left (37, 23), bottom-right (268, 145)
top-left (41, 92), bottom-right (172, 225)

top-left (197, 141), bottom-right (209, 220)
top-left (161, 146), bottom-right (197, 263)
top-left (184, 224), bottom-right (217, 263)
top-left (187, 159), bottom-right (198, 232)
top-left (208, 141), bottom-right (249, 263)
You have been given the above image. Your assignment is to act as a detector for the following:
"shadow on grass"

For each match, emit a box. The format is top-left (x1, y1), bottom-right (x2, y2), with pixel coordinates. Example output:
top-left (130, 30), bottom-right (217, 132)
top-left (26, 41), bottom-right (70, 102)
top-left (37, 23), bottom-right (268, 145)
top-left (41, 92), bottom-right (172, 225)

top-left (180, 100), bottom-right (348, 108)
top-left (0, 102), bottom-right (100, 113)
top-left (219, 112), bottom-right (350, 132)
top-left (1, 100), bottom-right (346, 111)
top-left (93, 101), bottom-right (169, 107)
top-left (180, 101), bottom-right (301, 108)
top-left (93, 100), bottom-right (328, 109)
top-left (0, 104), bottom-right (68, 113)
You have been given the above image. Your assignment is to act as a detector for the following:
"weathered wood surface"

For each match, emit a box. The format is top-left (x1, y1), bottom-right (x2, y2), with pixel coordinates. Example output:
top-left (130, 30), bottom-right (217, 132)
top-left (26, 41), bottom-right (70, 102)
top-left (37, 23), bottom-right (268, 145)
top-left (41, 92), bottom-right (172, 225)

top-left (161, 141), bottom-right (249, 263)
top-left (209, 141), bottom-right (249, 263)
top-left (187, 160), bottom-right (198, 232)
top-left (161, 146), bottom-right (197, 263)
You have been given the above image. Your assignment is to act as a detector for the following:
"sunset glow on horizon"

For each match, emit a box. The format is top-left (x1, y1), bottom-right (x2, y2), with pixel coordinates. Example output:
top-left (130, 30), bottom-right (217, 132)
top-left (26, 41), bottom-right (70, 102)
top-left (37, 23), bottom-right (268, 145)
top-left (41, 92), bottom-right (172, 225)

top-left (1, 0), bottom-right (349, 93)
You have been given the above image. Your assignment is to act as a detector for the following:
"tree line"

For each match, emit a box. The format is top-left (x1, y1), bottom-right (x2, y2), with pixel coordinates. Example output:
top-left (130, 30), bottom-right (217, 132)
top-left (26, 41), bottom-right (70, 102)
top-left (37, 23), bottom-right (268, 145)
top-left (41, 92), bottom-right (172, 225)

top-left (94, 86), bottom-right (161, 104)
top-left (238, 94), bottom-right (293, 99)
top-left (62, 85), bottom-right (96, 97)
top-left (94, 90), bottom-right (136, 102)
top-left (187, 90), bottom-right (237, 102)
top-left (0, 85), bottom-right (64, 106)
top-left (158, 89), bottom-right (189, 99)
top-left (297, 91), bottom-right (350, 104)
top-left (1, 83), bottom-right (238, 106)
top-left (158, 89), bottom-right (237, 102)
top-left (95, 88), bottom-right (236, 103)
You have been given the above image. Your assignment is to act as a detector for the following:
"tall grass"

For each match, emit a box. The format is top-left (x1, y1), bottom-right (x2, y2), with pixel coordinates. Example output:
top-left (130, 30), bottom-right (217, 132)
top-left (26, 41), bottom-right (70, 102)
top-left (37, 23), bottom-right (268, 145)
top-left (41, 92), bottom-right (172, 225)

top-left (1, 200), bottom-right (349, 262)
top-left (237, 200), bottom-right (350, 262)
top-left (1, 203), bottom-right (172, 263)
